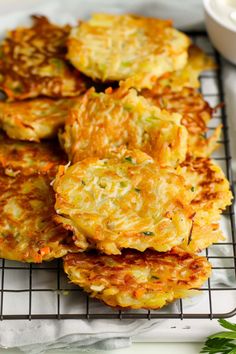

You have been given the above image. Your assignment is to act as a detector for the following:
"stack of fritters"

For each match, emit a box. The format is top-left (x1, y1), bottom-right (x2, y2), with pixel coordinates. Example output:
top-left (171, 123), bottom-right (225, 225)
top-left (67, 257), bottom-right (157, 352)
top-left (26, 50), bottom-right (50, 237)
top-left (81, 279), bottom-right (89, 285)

top-left (0, 13), bottom-right (232, 311)
top-left (0, 134), bottom-right (76, 262)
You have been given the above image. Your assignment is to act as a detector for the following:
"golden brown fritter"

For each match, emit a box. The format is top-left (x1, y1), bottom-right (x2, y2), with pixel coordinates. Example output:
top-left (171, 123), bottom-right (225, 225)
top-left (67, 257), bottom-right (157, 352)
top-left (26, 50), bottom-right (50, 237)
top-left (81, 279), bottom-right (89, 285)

top-left (0, 97), bottom-right (77, 141)
top-left (145, 45), bottom-right (216, 95)
top-left (0, 15), bottom-right (87, 100)
top-left (61, 87), bottom-right (188, 167)
top-left (186, 126), bottom-right (221, 158)
top-left (141, 45), bottom-right (219, 157)
top-left (0, 170), bottom-right (75, 263)
top-left (64, 248), bottom-right (211, 310)
top-left (179, 156), bottom-right (232, 252)
top-left (67, 13), bottom-right (190, 89)
top-left (180, 156), bottom-right (232, 220)
top-left (143, 87), bottom-right (212, 136)
top-left (142, 86), bottom-right (220, 157)
top-left (53, 149), bottom-right (194, 255)
top-left (0, 133), bottom-right (66, 177)
top-left (0, 132), bottom-right (75, 262)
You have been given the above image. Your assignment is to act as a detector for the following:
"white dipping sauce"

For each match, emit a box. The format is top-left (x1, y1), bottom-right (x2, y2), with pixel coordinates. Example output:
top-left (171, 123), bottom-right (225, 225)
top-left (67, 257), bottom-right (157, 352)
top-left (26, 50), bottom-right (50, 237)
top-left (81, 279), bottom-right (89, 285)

top-left (211, 0), bottom-right (236, 29)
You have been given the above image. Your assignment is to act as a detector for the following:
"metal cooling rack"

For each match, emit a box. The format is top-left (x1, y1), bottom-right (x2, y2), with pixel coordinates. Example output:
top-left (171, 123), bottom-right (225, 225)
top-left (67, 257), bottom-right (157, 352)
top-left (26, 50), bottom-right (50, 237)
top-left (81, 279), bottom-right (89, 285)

top-left (0, 32), bottom-right (235, 321)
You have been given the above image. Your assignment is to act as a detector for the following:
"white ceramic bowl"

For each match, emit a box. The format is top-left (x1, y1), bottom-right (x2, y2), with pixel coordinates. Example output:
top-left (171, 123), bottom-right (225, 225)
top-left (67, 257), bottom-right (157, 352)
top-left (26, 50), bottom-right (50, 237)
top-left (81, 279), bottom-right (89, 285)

top-left (203, 0), bottom-right (236, 64)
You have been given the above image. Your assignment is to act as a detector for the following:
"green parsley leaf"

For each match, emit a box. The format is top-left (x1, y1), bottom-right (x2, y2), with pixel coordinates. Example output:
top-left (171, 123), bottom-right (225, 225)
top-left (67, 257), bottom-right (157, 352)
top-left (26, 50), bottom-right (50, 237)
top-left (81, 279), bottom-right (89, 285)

top-left (201, 319), bottom-right (236, 354)
top-left (209, 332), bottom-right (236, 340)
top-left (218, 319), bottom-right (236, 332)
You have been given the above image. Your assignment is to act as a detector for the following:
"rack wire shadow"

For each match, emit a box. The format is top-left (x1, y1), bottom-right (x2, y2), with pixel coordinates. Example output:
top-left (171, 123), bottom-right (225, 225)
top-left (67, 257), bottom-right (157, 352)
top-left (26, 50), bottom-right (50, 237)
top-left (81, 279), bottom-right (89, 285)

top-left (0, 31), bottom-right (235, 321)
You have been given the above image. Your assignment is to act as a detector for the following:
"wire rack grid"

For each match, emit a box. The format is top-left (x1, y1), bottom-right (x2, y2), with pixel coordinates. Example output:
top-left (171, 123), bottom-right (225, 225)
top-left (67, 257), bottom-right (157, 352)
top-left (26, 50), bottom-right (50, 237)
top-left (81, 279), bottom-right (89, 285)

top-left (0, 32), bottom-right (235, 321)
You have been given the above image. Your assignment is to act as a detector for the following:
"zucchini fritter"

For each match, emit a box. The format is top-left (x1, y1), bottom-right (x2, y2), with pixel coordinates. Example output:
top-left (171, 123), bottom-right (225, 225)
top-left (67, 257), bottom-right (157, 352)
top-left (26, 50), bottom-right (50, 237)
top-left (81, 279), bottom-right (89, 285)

top-left (0, 133), bottom-right (75, 262)
top-left (179, 156), bottom-right (232, 252)
top-left (64, 248), bottom-right (211, 310)
top-left (145, 45), bottom-right (216, 95)
top-left (0, 15), bottom-right (86, 100)
top-left (0, 98), bottom-right (76, 141)
top-left (53, 149), bottom-right (194, 255)
top-left (67, 13), bottom-right (190, 88)
top-left (142, 86), bottom-right (221, 157)
top-left (0, 133), bottom-right (66, 177)
top-left (61, 87), bottom-right (188, 167)
top-left (0, 170), bottom-right (74, 263)
top-left (181, 156), bottom-right (232, 220)
top-left (141, 45), bottom-right (219, 157)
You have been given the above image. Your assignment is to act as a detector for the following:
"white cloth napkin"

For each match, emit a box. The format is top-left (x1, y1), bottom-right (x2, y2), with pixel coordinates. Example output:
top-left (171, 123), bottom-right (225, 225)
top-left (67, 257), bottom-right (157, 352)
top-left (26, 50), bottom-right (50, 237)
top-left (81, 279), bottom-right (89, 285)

top-left (0, 318), bottom-right (163, 353)
top-left (0, 1), bottom-right (235, 353)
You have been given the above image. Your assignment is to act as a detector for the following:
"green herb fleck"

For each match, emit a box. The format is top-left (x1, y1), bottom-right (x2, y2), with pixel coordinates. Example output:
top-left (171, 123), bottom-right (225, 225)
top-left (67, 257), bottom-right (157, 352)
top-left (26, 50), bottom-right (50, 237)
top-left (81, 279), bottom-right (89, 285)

top-left (120, 181), bottom-right (127, 188)
top-left (99, 63), bottom-right (107, 73)
top-left (124, 104), bottom-right (132, 112)
top-left (91, 92), bottom-right (100, 98)
top-left (146, 115), bottom-right (157, 123)
top-left (142, 231), bottom-right (154, 236)
top-left (191, 186), bottom-right (195, 192)
top-left (50, 58), bottom-right (64, 72)
top-left (99, 182), bottom-right (106, 189)
top-left (151, 275), bottom-right (160, 280)
top-left (135, 188), bottom-right (141, 193)
top-left (121, 61), bottom-right (131, 67)
top-left (124, 156), bottom-right (133, 163)
top-left (81, 180), bottom-right (86, 185)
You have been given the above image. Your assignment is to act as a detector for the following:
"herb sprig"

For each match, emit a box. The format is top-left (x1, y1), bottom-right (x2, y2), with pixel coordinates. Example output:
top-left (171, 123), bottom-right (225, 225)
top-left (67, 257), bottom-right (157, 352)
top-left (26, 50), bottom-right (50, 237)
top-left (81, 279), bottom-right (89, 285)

top-left (201, 319), bottom-right (236, 354)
